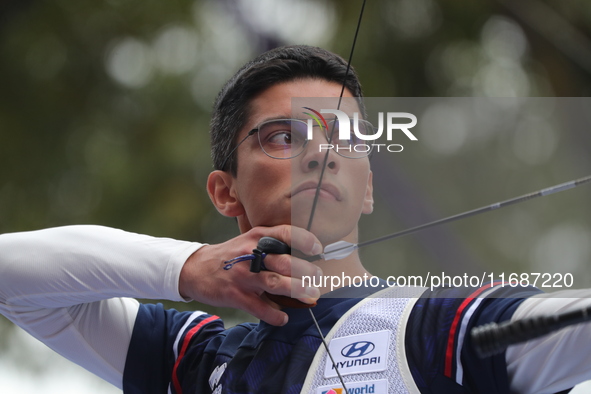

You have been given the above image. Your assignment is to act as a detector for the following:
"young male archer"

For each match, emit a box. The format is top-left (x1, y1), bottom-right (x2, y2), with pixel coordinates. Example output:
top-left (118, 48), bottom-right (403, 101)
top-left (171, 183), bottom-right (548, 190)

top-left (1, 45), bottom-right (591, 393)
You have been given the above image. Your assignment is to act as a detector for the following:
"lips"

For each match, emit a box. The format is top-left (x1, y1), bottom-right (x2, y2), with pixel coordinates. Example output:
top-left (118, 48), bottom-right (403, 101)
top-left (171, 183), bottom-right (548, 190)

top-left (291, 181), bottom-right (342, 201)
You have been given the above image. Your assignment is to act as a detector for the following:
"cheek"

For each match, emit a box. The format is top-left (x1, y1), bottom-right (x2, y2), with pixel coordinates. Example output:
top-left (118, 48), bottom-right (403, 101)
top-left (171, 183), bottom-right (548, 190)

top-left (236, 164), bottom-right (292, 226)
top-left (350, 166), bottom-right (371, 192)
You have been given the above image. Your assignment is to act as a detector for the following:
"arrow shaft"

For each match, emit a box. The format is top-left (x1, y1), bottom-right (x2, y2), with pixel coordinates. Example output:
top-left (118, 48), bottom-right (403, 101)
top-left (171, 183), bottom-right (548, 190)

top-left (316, 174), bottom-right (591, 260)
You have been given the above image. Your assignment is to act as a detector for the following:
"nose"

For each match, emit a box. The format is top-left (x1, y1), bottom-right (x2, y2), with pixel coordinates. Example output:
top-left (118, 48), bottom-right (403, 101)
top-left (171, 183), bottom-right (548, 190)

top-left (299, 131), bottom-right (341, 173)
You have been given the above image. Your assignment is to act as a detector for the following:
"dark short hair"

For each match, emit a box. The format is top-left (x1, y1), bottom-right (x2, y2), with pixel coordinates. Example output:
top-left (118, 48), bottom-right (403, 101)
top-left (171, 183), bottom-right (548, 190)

top-left (210, 45), bottom-right (364, 175)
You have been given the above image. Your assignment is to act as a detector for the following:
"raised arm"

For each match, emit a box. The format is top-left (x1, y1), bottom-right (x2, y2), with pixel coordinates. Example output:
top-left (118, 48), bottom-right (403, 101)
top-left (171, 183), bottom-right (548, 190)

top-left (0, 225), bottom-right (203, 388)
top-left (0, 224), bottom-right (322, 388)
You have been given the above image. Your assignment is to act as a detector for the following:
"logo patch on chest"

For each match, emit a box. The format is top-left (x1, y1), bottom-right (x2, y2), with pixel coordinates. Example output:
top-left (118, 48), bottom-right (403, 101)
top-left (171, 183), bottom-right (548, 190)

top-left (317, 379), bottom-right (388, 394)
top-left (324, 331), bottom-right (390, 378)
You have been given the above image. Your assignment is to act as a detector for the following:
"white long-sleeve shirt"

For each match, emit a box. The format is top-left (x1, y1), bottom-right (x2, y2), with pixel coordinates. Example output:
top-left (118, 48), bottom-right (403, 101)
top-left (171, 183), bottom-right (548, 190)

top-left (1, 225), bottom-right (591, 392)
top-left (0, 225), bottom-right (203, 388)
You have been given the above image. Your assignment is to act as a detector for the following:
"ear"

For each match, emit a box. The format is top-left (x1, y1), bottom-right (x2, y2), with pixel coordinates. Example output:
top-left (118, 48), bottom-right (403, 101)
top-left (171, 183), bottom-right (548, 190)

top-left (362, 170), bottom-right (374, 214)
top-left (207, 170), bottom-right (245, 217)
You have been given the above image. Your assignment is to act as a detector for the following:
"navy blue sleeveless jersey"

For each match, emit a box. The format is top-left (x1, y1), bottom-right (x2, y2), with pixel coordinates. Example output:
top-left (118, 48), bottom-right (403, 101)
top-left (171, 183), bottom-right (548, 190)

top-left (123, 284), bottom-right (541, 393)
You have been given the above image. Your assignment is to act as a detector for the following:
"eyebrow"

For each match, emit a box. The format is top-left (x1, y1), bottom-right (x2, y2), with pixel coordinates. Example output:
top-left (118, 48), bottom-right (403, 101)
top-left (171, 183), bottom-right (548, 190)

top-left (249, 115), bottom-right (294, 129)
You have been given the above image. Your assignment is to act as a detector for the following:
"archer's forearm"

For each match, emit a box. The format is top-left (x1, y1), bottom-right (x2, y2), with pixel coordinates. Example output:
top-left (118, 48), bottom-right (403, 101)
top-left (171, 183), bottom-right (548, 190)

top-left (0, 225), bottom-right (204, 306)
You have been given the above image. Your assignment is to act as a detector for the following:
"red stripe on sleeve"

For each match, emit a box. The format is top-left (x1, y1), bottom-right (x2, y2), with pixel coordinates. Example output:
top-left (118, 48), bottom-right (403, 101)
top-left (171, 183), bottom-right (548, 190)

top-left (444, 284), bottom-right (497, 378)
top-left (171, 315), bottom-right (220, 394)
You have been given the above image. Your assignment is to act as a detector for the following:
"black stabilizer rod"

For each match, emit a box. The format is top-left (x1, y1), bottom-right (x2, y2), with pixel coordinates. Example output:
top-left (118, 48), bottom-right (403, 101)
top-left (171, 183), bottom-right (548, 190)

top-left (471, 305), bottom-right (591, 358)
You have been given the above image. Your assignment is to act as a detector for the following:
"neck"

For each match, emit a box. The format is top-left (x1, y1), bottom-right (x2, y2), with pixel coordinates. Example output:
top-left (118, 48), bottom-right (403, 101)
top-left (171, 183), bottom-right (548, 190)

top-left (307, 225), bottom-right (373, 294)
top-left (313, 251), bottom-right (372, 294)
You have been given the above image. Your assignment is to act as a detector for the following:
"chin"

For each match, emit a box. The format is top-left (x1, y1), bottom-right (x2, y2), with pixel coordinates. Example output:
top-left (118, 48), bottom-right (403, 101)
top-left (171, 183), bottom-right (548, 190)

top-left (290, 203), bottom-right (360, 244)
top-left (312, 222), bottom-right (359, 247)
top-left (290, 205), bottom-right (313, 228)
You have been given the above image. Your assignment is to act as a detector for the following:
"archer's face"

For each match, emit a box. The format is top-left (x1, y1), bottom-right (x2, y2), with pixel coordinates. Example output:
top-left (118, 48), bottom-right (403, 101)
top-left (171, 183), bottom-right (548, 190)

top-left (229, 78), bottom-right (373, 245)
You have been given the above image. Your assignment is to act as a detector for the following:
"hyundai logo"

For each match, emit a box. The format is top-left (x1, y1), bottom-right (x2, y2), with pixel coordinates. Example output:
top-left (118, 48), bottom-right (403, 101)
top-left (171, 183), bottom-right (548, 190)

top-left (341, 341), bottom-right (375, 358)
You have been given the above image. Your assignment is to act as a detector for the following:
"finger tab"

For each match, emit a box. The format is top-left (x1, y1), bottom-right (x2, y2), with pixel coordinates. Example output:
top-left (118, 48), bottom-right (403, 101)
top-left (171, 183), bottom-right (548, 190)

top-left (257, 237), bottom-right (291, 255)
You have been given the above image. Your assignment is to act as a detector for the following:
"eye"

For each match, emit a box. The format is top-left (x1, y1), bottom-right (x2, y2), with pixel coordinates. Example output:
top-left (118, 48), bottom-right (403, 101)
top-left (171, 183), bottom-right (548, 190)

top-left (343, 132), bottom-right (362, 146)
top-left (261, 120), bottom-right (306, 147)
top-left (267, 130), bottom-right (292, 146)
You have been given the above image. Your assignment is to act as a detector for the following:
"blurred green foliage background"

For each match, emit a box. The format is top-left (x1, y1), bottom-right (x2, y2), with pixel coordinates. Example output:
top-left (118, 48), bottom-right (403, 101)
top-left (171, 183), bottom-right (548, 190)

top-left (1, 0), bottom-right (591, 374)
